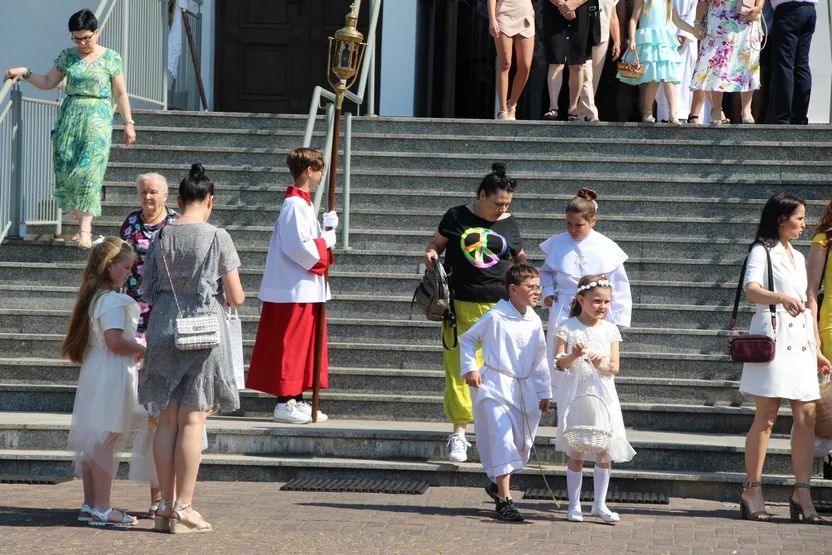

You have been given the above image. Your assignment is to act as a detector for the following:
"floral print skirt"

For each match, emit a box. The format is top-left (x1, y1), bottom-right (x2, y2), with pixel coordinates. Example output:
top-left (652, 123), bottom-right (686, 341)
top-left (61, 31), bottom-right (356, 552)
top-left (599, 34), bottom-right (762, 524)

top-left (690, 2), bottom-right (763, 93)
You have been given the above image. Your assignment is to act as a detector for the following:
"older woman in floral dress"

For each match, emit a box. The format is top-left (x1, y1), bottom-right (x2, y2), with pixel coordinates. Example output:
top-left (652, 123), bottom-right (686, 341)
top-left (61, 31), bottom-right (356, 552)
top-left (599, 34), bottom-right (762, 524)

top-left (120, 173), bottom-right (179, 338)
top-left (689, 0), bottom-right (764, 124)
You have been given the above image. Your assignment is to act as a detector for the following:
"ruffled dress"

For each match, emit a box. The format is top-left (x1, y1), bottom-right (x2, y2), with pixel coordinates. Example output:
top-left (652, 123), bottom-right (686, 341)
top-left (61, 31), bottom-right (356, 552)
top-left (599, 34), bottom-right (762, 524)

top-left (617, 0), bottom-right (682, 85)
top-left (554, 318), bottom-right (636, 464)
top-left (67, 291), bottom-right (140, 478)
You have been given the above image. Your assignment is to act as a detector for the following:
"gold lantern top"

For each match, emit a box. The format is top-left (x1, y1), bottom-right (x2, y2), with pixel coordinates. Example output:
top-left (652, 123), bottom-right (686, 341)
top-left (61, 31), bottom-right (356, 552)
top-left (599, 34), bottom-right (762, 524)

top-left (329, 4), bottom-right (367, 86)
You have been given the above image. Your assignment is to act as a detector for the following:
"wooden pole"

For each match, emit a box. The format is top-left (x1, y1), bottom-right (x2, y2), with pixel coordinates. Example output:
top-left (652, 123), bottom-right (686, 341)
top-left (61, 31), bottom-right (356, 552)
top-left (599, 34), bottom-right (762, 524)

top-left (311, 93), bottom-right (343, 423)
top-left (181, 8), bottom-right (208, 111)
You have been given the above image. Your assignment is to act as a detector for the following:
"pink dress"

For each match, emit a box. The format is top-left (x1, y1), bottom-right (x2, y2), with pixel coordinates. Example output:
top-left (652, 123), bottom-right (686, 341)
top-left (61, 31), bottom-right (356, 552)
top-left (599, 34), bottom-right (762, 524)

top-left (496, 0), bottom-right (535, 38)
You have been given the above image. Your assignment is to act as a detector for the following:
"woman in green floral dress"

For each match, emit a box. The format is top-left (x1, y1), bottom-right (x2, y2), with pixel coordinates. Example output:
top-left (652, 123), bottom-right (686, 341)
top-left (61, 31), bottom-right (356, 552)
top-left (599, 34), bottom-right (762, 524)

top-left (4, 9), bottom-right (135, 249)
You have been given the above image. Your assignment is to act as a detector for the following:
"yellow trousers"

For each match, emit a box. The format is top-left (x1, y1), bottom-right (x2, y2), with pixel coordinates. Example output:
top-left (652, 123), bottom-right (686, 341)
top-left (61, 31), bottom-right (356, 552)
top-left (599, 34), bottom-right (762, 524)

top-left (443, 299), bottom-right (495, 424)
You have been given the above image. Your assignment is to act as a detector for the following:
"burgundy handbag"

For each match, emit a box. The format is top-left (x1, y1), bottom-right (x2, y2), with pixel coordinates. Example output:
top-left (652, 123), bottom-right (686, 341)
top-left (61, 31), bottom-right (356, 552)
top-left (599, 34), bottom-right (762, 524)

top-left (728, 243), bottom-right (776, 363)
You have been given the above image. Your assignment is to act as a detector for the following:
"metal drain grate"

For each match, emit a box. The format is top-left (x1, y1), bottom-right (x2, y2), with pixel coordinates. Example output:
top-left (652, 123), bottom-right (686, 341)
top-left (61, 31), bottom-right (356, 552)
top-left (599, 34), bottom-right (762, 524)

top-left (0, 475), bottom-right (72, 485)
top-left (281, 478), bottom-right (429, 495)
top-left (524, 488), bottom-right (668, 504)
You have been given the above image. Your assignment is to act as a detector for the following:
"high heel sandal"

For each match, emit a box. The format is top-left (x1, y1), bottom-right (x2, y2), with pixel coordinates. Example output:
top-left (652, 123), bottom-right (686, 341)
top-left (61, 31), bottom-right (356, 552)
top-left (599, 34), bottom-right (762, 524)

top-left (154, 499), bottom-right (172, 532)
top-left (497, 110), bottom-right (510, 120)
top-left (169, 501), bottom-right (212, 534)
top-left (506, 102), bottom-right (517, 121)
top-left (642, 113), bottom-right (656, 124)
top-left (789, 483), bottom-right (827, 525)
top-left (668, 113), bottom-right (682, 127)
top-left (687, 114), bottom-right (701, 125)
top-left (741, 114), bottom-right (755, 124)
top-left (738, 481), bottom-right (771, 522)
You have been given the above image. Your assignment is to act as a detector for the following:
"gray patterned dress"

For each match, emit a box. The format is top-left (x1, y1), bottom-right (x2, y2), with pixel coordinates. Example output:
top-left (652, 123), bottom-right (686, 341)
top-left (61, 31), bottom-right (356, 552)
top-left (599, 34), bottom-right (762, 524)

top-left (138, 222), bottom-right (241, 412)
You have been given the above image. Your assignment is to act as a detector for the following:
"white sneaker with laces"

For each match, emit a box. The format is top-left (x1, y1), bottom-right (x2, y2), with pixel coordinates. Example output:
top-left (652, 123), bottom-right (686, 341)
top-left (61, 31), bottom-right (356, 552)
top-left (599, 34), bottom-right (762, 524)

top-left (447, 433), bottom-right (471, 462)
top-left (273, 400), bottom-right (312, 424)
top-left (296, 401), bottom-right (328, 422)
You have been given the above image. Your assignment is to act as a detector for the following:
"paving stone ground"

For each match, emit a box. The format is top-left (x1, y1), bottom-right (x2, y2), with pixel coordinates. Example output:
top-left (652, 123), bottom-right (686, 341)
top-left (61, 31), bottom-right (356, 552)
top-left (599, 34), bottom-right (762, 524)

top-left (0, 480), bottom-right (830, 555)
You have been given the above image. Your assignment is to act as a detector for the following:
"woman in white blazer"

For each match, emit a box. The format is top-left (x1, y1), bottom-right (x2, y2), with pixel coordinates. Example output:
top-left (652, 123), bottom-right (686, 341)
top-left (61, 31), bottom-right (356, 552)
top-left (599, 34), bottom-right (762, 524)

top-left (739, 192), bottom-right (829, 524)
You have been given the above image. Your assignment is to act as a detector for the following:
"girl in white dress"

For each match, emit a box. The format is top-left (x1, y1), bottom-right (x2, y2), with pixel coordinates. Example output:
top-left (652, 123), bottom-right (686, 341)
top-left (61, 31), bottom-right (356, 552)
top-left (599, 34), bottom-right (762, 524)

top-left (539, 189), bottom-right (632, 389)
top-left (553, 274), bottom-right (635, 524)
top-left (60, 237), bottom-right (146, 527)
top-left (738, 193), bottom-right (829, 524)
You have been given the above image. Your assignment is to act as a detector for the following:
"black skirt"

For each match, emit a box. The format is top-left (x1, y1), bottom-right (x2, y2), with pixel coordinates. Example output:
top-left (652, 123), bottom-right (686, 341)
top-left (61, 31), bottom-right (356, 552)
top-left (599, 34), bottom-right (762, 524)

top-left (542, 1), bottom-right (591, 65)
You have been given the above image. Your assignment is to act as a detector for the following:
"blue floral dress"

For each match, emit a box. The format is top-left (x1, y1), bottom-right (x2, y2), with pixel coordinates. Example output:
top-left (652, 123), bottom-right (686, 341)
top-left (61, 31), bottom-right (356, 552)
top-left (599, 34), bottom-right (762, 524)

top-left (689, 0), bottom-right (762, 92)
top-left (617, 0), bottom-right (682, 85)
top-left (52, 48), bottom-right (123, 216)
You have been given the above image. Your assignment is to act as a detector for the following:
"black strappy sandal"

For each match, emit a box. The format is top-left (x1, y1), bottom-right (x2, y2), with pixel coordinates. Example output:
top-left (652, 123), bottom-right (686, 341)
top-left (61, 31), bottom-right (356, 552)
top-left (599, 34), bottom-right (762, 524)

top-left (790, 483), bottom-right (828, 525)
top-left (543, 110), bottom-right (559, 120)
top-left (687, 114), bottom-right (700, 125)
top-left (567, 113), bottom-right (579, 121)
top-left (739, 481), bottom-right (771, 522)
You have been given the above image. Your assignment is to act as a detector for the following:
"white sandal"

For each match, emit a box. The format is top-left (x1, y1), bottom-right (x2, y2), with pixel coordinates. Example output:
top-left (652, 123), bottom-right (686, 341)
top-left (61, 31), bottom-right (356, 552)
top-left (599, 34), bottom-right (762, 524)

top-left (88, 507), bottom-right (137, 527)
top-left (77, 503), bottom-right (93, 522)
top-left (169, 501), bottom-right (212, 534)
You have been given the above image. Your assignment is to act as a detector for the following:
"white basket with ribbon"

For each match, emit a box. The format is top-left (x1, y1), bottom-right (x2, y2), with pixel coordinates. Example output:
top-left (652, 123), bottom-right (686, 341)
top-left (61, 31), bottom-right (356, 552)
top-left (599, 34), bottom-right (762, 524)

top-left (561, 357), bottom-right (613, 455)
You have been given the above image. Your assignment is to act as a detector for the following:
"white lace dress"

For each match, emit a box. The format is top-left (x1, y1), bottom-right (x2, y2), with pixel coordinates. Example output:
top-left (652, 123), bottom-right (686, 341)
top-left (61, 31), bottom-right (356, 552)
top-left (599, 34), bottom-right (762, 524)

top-left (555, 318), bottom-right (636, 463)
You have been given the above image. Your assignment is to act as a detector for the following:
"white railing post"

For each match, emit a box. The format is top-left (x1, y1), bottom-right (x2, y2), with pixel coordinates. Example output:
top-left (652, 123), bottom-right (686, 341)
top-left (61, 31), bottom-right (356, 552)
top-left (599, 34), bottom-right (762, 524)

top-left (342, 113), bottom-right (352, 248)
top-left (313, 104), bottom-right (336, 214)
top-left (9, 87), bottom-right (23, 239)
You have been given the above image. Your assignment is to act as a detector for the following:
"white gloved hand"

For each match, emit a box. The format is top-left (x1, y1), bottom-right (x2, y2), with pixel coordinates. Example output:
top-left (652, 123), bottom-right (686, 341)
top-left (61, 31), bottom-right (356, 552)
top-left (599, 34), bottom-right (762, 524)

top-left (323, 211), bottom-right (339, 230)
top-left (322, 229), bottom-right (337, 248)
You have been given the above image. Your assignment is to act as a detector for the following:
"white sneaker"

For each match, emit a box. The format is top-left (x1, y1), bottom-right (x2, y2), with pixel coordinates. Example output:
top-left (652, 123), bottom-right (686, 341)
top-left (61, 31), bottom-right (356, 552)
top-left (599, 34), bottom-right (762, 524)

top-left (273, 400), bottom-right (312, 424)
top-left (447, 433), bottom-right (471, 462)
top-left (296, 401), bottom-right (328, 422)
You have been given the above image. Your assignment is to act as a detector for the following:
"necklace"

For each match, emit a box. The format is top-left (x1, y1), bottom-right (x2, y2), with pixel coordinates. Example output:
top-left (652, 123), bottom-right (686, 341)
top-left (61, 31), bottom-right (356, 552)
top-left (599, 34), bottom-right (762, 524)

top-left (142, 208), bottom-right (167, 226)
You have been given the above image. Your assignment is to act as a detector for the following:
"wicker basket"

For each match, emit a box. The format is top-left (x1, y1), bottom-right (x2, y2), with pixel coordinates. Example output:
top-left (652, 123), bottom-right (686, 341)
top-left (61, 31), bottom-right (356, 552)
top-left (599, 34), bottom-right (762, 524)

top-left (562, 392), bottom-right (613, 455)
top-left (816, 380), bottom-right (832, 437)
top-left (617, 51), bottom-right (645, 79)
top-left (617, 60), bottom-right (644, 80)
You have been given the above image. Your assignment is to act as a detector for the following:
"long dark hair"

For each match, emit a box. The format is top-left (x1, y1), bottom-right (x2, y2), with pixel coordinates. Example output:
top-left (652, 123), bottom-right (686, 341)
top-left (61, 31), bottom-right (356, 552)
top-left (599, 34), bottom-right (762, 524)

top-left (753, 192), bottom-right (806, 248)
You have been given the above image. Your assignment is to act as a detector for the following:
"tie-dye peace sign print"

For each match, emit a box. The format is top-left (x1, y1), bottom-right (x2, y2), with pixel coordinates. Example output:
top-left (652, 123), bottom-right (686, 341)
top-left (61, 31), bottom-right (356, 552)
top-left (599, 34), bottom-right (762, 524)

top-left (460, 227), bottom-right (508, 269)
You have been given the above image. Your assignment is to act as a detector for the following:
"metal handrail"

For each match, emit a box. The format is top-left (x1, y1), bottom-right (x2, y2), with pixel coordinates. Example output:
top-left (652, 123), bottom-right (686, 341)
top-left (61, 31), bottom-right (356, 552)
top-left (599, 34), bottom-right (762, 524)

top-left (304, 0), bottom-right (381, 250)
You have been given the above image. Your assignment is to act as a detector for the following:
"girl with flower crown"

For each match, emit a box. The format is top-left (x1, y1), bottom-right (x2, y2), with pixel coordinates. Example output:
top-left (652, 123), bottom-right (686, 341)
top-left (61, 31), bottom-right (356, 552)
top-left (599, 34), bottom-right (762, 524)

top-left (553, 274), bottom-right (635, 523)
top-left (539, 188), bottom-right (632, 378)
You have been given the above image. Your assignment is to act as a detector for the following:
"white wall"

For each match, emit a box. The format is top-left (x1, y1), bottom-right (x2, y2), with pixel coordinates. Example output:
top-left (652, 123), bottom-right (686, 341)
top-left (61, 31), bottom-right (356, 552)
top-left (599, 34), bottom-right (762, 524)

top-left (0, 0), bottom-right (91, 101)
top-left (379, 0), bottom-right (418, 116)
top-left (808, 0), bottom-right (831, 123)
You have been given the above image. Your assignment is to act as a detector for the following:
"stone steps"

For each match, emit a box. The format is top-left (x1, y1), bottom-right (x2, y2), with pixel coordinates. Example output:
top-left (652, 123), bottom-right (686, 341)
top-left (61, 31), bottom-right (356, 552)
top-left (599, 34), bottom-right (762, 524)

top-left (101, 165), bottom-right (832, 197)
top-left (0, 301), bottom-right (753, 330)
top-left (106, 145), bottom-right (832, 180)
top-left (112, 126), bottom-right (832, 160)
top-left (3, 447), bottom-right (827, 502)
top-left (0, 413), bottom-right (816, 477)
top-left (0, 385), bottom-right (786, 434)
top-left (0, 359), bottom-right (745, 405)
top-left (0, 254), bottom-right (765, 288)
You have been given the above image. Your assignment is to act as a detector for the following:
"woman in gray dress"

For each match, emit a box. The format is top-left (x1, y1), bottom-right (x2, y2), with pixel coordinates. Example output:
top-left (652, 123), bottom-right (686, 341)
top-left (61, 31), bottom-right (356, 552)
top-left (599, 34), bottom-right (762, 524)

top-left (138, 164), bottom-right (245, 534)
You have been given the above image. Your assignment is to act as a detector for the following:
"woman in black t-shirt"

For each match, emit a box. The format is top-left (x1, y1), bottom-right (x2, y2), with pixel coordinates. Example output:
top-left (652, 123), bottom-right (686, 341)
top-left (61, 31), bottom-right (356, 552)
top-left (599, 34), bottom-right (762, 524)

top-left (424, 162), bottom-right (526, 463)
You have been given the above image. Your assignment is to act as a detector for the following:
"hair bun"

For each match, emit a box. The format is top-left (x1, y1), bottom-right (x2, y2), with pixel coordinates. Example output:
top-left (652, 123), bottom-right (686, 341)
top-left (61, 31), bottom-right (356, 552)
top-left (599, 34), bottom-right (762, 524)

top-left (491, 162), bottom-right (507, 178)
top-left (189, 163), bottom-right (205, 180)
top-left (576, 187), bottom-right (598, 201)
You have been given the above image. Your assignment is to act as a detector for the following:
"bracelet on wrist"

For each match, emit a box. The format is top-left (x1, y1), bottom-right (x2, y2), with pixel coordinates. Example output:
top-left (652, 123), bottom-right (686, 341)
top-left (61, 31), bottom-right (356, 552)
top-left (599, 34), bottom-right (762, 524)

top-left (125, 120), bottom-right (135, 126)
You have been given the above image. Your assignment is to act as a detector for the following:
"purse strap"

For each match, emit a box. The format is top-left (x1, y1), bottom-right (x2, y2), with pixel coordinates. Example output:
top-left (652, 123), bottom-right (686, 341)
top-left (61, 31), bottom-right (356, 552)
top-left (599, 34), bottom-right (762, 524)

top-left (158, 227), bottom-right (219, 319)
top-left (730, 242), bottom-right (776, 333)
top-left (159, 228), bottom-right (184, 319)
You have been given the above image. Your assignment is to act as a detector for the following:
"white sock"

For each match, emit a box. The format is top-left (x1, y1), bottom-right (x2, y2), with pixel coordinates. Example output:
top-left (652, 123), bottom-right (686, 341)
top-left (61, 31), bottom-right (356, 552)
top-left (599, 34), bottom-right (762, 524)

top-left (566, 468), bottom-right (583, 513)
top-left (593, 466), bottom-right (614, 516)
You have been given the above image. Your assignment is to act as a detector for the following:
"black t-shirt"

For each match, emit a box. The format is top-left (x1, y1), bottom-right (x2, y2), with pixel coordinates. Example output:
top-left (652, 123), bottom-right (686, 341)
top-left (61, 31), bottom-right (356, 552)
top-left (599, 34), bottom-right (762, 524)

top-left (438, 205), bottom-right (524, 303)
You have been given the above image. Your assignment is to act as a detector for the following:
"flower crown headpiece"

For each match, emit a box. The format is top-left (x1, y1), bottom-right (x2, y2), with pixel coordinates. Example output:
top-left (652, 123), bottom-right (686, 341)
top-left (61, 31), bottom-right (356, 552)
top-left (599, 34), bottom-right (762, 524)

top-left (577, 279), bottom-right (612, 293)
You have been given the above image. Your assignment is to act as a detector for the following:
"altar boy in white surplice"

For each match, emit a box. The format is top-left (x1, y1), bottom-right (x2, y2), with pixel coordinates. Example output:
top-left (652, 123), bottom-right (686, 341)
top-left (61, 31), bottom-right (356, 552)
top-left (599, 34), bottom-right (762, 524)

top-left (460, 264), bottom-right (552, 522)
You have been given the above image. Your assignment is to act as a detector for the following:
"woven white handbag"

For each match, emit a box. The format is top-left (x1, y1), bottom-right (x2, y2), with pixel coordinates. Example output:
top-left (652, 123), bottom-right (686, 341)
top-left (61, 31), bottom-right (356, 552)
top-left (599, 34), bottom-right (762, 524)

top-left (160, 229), bottom-right (221, 351)
top-left (562, 358), bottom-right (613, 455)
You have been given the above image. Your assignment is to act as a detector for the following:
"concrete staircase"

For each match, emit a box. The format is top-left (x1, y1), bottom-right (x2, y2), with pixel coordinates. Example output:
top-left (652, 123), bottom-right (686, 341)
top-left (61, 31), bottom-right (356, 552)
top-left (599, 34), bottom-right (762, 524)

top-left (2, 110), bottom-right (831, 502)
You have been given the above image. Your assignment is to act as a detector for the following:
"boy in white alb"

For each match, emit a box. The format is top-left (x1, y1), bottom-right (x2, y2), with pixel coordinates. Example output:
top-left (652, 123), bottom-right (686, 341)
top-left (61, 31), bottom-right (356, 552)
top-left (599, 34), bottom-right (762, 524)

top-left (246, 147), bottom-right (338, 424)
top-left (460, 264), bottom-right (552, 522)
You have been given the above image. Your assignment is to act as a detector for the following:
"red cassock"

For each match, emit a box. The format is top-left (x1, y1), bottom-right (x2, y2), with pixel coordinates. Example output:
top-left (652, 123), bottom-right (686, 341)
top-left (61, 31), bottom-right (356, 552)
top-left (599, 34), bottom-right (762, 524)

top-left (245, 186), bottom-right (333, 397)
